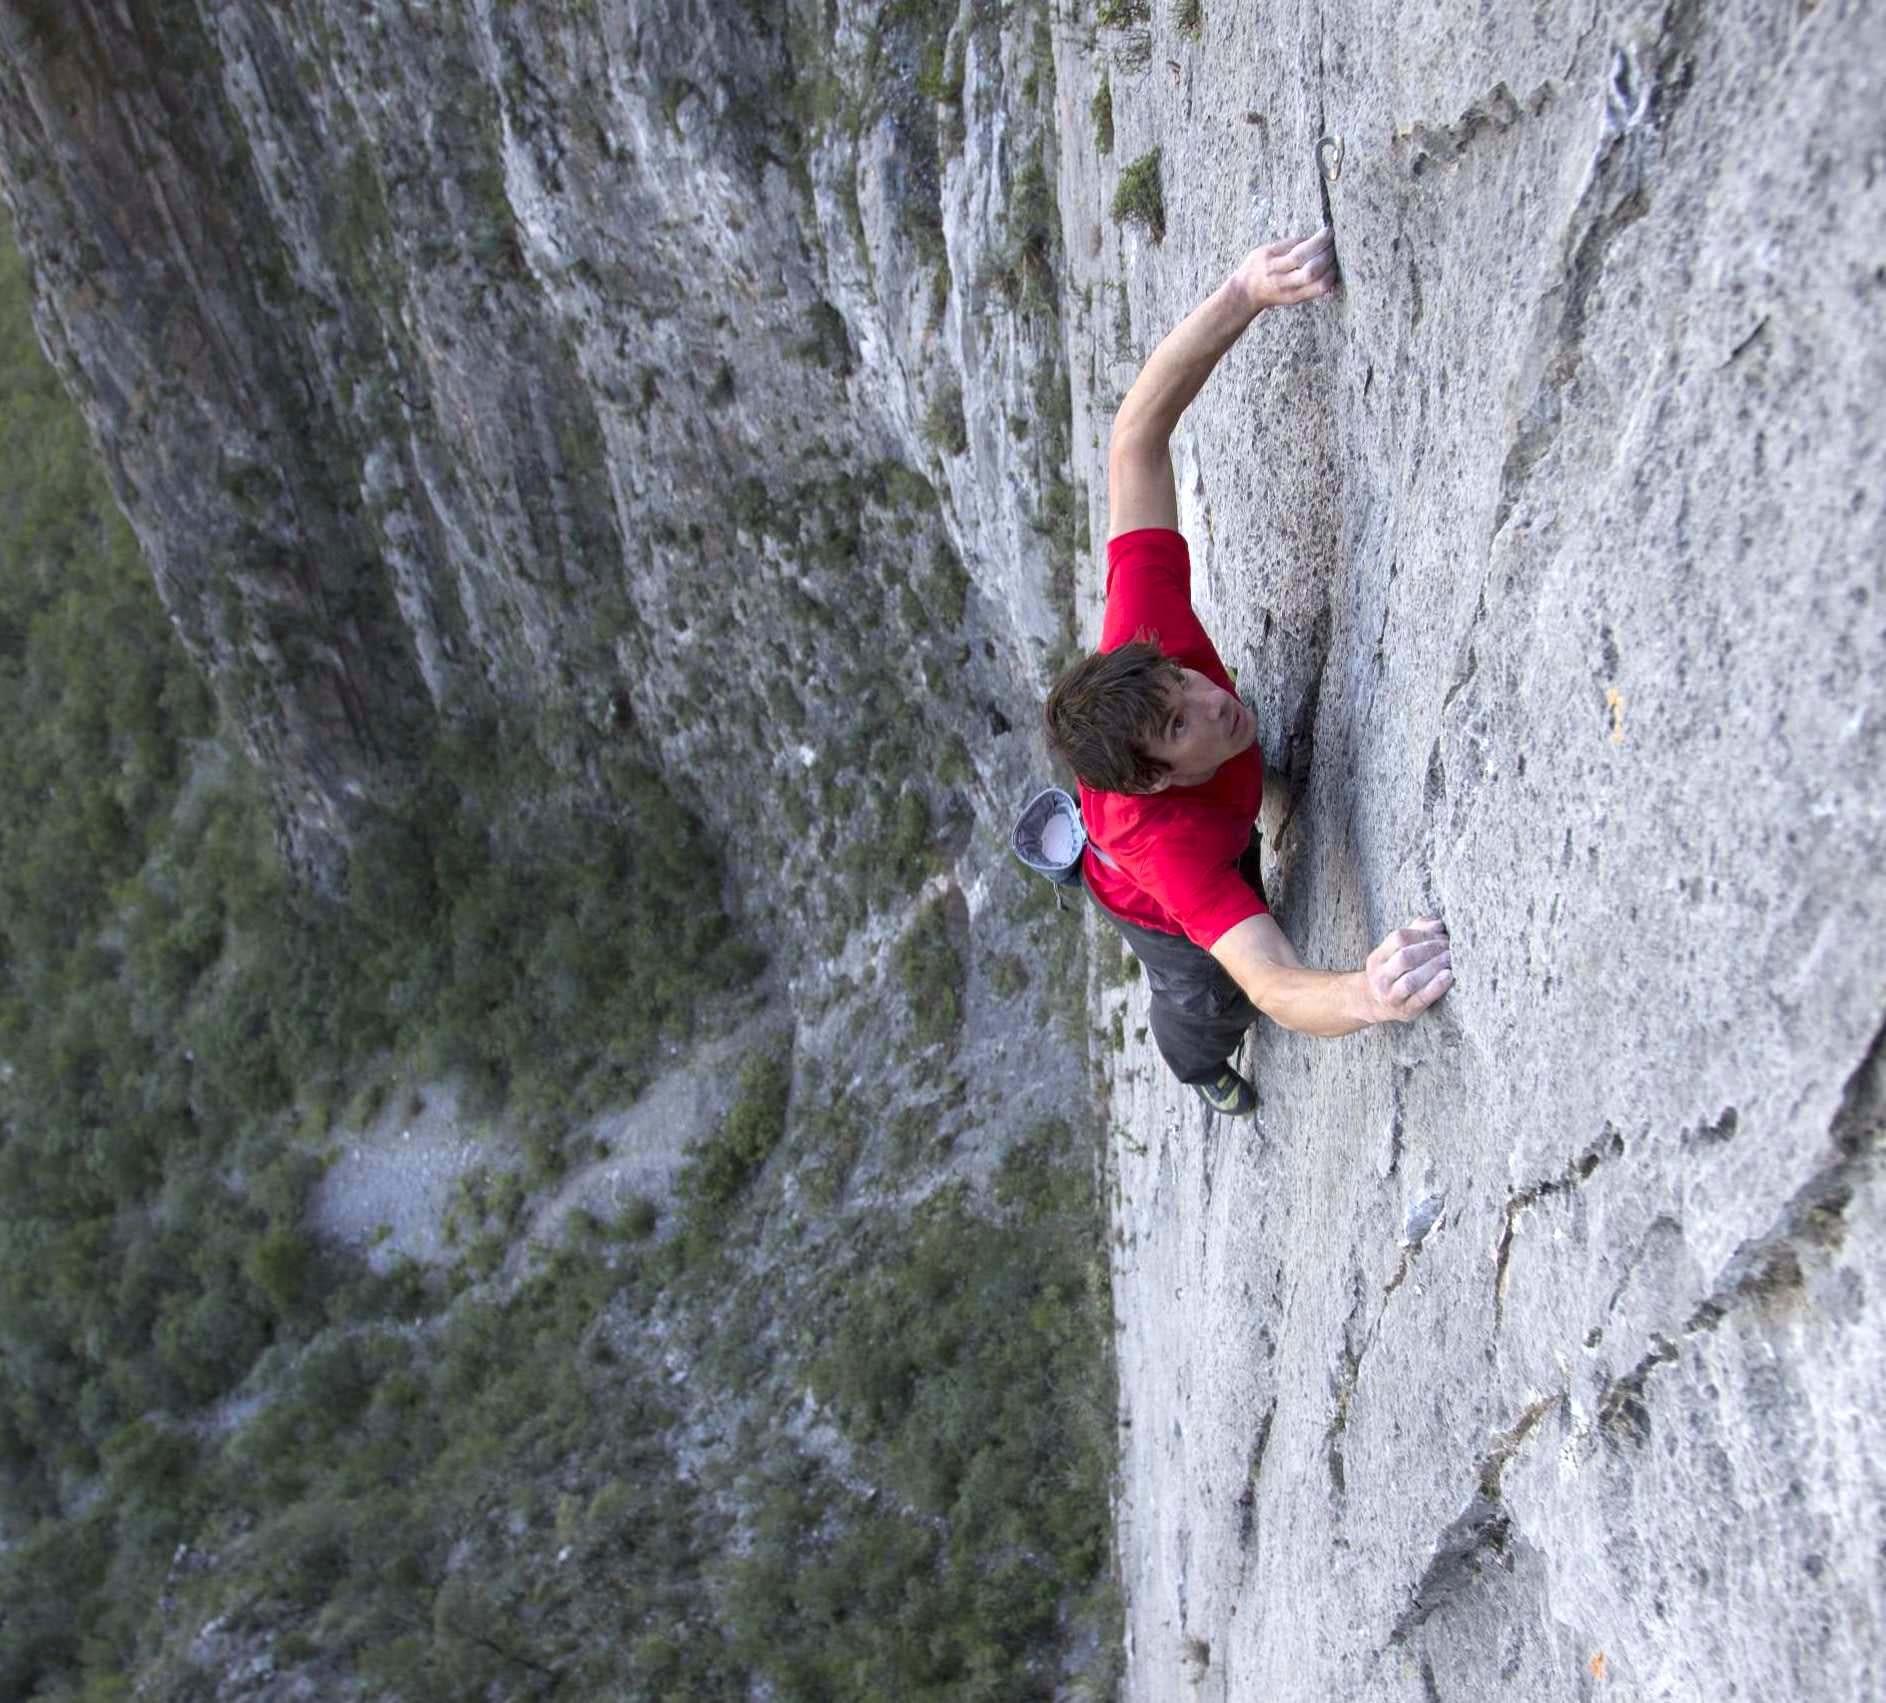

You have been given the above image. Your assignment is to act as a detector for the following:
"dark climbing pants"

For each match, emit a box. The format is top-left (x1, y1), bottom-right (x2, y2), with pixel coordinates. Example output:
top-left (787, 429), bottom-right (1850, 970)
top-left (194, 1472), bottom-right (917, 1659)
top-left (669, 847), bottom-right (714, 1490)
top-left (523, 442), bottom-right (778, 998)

top-left (1086, 832), bottom-right (1266, 1087)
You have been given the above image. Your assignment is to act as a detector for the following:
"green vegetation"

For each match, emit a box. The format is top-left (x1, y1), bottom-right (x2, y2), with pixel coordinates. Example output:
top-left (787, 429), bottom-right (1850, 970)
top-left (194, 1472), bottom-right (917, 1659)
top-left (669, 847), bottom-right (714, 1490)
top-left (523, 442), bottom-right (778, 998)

top-left (872, 3), bottom-right (958, 310)
top-left (161, 1242), bottom-right (717, 1698)
top-left (923, 378), bottom-right (970, 456)
top-left (1003, 847), bottom-right (1092, 1046)
top-left (0, 17), bottom-right (1123, 1674)
top-left (1111, 147), bottom-right (1167, 243)
top-left (988, 950), bottom-right (1032, 999)
top-left (1040, 469), bottom-right (1089, 651)
top-left (922, 536), bottom-right (972, 627)
top-left (793, 298), bottom-right (855, 375)
top-left (796, 1081), bottom-right (871, 1207)
top-left (729, 1121), bottom-right (1119, 1698)
top-left (0, 224), bottom-right (757, 1695)
top-left (896, 894), bottom-right (967, 1049)
top-left (675, 1050), bottom-right (794, 1256)
top-left (918, 13), bottom-right (969, 155)
top-left (1096, 922), bottom-right (1141, 987)
top-left (617, 1193), bottom-right (661, 1240)
top-left (1096, 0), bottom-right (1152, 23)
top-left (981, 146), bottom-right (1062, 318)
top-left (328, 145), bottom-right (396, 304)
top-left (1177, 0), bottom-right (1205, 37)
top-left (1092, 73), bottom-right (1116, 154)
top-left (724, 460), bottom-right (984, 954)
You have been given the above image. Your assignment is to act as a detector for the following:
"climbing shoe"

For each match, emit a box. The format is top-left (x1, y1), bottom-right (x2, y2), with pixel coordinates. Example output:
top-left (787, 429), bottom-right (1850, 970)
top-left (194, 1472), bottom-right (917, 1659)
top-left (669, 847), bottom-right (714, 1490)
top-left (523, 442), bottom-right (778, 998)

top-left (1192, 1065), bottom-right (1257, 1118)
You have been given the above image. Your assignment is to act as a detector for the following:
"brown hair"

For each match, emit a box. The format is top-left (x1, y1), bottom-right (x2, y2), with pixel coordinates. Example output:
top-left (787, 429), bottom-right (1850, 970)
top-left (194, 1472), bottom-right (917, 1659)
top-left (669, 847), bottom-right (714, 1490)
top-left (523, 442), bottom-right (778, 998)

top-left (1043, 638), bottom-right (1181, 793)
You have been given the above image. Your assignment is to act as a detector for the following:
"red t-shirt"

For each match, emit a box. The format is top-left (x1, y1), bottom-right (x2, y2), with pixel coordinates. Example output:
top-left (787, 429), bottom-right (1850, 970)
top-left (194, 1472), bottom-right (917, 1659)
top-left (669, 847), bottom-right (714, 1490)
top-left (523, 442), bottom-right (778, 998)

top-left (1079, 528), bottom-right (1266, 948)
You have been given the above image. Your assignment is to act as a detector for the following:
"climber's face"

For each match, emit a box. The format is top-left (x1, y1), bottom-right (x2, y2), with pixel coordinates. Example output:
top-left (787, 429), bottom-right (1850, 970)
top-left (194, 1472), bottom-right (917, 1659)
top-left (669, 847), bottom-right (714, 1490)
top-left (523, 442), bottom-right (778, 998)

top-left (1141, 667), bottom-right (1257, 790)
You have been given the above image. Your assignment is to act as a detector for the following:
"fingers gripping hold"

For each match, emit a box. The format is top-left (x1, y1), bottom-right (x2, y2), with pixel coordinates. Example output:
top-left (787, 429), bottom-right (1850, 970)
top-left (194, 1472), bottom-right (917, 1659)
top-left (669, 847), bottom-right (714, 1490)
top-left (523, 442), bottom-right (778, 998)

top-left (1291, 227), bottom-right (1335, 267)
top-left (1283, 227), bottom-right (1337, 300)
top-left (1367, 916), bottom-right (1454, 1022)
top-left (1391, 951), bottom-right (1449, 1005)
top-left (1238, 226), bottom-right (1340, 310)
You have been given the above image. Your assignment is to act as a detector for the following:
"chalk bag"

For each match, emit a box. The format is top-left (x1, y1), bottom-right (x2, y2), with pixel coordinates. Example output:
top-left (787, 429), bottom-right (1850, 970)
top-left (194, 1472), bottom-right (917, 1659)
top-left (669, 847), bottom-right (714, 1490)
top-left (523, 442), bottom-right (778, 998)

top-left (1010, 785), bottom-right (1090, 904)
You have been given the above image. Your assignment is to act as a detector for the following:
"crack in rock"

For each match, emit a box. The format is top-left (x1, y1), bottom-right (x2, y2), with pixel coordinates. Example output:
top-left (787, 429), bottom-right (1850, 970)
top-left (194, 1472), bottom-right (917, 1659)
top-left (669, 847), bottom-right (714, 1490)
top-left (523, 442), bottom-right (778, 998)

top-left (1389, 1392), bottom-right (1563, 1644)
top-left (1385, 1064), bottom-right (1415, 1179)
top-left (1493, 1124), bottom-right (1627, 1329)
top-left (1491, 0), bottom-right (1712, 541)
top-left (1274, 604), bottom-right (1332, 852)
top-left (1440, 611), bottom-right (1484, 718)
top-left (1199, 1112), bottom-right (1216, 1219)
top-left (1596, 1333), bottom-right (1681, 1446)
top-left (1323, 1281), bottom-right (1367, 1499)
top-left (1493, 181), bottom-right (1650, 536)
top-left (1236, 1403), bottom-right (1274, 1549)
top-left (1231, 1402), bottom-right (1276, 1600)
top-left (1595, 1021), bottom-right (1883, 1444)
top-left (1381, 1195), bottom-right (1447, 1313)
top-left (1721, 313), bottom-right (1770, 368)
top-left (1393, 79), bottom-right (1555, 176)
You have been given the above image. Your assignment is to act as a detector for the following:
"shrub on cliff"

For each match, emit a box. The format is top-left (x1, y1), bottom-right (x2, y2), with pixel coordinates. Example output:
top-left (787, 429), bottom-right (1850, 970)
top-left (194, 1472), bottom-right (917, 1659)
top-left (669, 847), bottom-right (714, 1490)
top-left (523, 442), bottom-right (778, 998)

top-left (678, 1049), bottom-right (794, 1218)
top-left (0, 216), bottom-right (769, 1696)
top-left (896, 894), bottom-right (966, 1048)
top-left (725, 1128), bottom-right (1114, 1695)
top-left (1112, 147), bottom-right (1166, 243)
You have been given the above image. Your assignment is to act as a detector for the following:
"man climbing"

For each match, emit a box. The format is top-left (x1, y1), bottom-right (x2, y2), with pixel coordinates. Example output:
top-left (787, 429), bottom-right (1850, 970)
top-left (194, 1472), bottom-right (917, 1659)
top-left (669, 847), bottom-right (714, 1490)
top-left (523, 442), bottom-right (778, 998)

top-left (1044, 227), bottom-right (1453, 1117)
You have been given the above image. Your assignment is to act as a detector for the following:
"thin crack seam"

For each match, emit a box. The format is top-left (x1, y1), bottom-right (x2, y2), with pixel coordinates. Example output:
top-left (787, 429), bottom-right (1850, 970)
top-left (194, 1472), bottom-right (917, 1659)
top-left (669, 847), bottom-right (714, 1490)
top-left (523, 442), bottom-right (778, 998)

top-left (1388, 1391), bottom-right (1564, 1645)
top-left (1596, 1019), bottom-right (1884, 1440)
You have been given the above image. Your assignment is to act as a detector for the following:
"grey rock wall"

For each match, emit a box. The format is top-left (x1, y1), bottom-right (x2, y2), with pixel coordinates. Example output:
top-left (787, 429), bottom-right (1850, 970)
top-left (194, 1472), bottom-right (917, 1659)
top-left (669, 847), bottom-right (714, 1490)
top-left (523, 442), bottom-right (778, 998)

top-left (1054, 0), bottom-right (1886, 1697)
top-left (0, 0), bottom-right (1079, 920)
top-left (5, 0), bottom-right (1885, 1695)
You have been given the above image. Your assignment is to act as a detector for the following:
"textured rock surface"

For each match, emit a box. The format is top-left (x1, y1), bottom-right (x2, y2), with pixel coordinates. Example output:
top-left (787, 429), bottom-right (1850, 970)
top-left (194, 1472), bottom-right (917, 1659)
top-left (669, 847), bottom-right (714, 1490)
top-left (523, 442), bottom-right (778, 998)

top-left (0, 0), bottom-right (1096, 1284)
top-left (0, 0), bottom-right (1080, 921)
top-left (5, 0), bottom-right (1886, 1696)
top-left (1054, 0), bottom-right (1886, 1697)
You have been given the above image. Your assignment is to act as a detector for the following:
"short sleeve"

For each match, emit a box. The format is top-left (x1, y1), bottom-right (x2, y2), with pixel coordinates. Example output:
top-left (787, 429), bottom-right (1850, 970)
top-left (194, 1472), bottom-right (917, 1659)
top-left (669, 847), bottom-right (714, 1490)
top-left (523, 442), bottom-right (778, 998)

top-left (1100, 528), bottom-right (1208, 655)
top-left (1106, 801), bottom-right (1267, 949)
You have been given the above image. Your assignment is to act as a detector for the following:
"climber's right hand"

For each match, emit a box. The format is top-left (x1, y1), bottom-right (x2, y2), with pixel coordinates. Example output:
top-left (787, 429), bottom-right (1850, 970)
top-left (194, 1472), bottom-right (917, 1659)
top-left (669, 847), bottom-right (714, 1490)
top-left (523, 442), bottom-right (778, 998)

top-left (1362, 917), bottom-right (1453, 1023)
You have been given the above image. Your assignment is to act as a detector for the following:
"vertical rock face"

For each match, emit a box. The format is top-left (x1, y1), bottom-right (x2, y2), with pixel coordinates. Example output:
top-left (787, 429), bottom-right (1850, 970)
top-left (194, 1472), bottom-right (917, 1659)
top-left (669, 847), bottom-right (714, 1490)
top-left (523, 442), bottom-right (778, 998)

top-left (8, 0), bottom-right (1886, 1696)
top-left (0, 0), bottom-right (1081, 918)
top-left (1058, 0), bottom-right (1886, 1697)
top-left (0, 3), bottom-right (436, 884)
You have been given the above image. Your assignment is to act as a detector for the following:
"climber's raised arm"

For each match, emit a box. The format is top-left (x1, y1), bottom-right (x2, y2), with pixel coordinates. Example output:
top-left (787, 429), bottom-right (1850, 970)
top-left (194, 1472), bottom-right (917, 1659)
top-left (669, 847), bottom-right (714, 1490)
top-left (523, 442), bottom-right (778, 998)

top-left (1107, 227), bottom-right (1338, 540)
top-left (1208, 912), bottom-right (1453, 1039)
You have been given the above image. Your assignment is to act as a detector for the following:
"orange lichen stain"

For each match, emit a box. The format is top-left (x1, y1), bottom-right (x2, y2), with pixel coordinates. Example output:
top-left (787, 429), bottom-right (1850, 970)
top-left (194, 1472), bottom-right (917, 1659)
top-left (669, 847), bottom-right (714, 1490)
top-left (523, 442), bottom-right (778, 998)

top-left (1605, 687), bottom-right (1626, 745)
top-left (1589, 1650), bottom-right (1609, 1680)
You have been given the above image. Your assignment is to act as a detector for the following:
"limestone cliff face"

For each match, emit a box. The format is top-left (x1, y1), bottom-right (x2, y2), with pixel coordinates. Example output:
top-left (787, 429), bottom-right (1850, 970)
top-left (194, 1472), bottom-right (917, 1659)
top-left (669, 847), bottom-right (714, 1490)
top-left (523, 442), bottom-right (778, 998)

top-left (0, 0), bottom-right (1078, 940)
top-left (1056, 0), bottom-right (1886, 1697)
top-left (7, 0), bottom-right (1886, 1698)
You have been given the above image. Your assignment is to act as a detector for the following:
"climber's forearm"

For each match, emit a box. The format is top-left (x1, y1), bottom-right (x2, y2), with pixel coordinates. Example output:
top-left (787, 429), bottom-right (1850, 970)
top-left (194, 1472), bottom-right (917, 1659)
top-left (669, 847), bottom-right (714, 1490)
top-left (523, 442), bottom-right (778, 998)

top-left (1106, 231), bottom-right (1336, 540)
top-left (1210, 912), bottom-right (1454, 1036)
top-left (1112, 281), bottom-right (1261, 456)
top-left (1245, 965), bottom-right (1376, 1037)
top-left (1211, 916), bottom-right (1373, 1037)
top-left (1111, 227), bottom-right (1338, 454)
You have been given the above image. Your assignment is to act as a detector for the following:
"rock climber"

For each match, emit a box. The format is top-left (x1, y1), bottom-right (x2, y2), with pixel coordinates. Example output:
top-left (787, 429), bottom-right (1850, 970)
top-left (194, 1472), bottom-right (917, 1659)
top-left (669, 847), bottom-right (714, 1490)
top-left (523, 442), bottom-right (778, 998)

top-left (1044, 227), bottom-right (1453, 1118)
